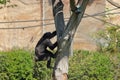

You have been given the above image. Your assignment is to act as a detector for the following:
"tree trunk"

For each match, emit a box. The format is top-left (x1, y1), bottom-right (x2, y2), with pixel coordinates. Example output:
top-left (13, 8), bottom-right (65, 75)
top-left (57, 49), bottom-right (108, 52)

top-left (51, 0), bottom-right (89, 80)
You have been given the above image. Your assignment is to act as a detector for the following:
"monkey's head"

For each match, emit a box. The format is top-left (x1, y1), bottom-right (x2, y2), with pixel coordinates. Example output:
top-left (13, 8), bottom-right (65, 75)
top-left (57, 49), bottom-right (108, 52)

top-left (43, 32), bottom-right (52, 39)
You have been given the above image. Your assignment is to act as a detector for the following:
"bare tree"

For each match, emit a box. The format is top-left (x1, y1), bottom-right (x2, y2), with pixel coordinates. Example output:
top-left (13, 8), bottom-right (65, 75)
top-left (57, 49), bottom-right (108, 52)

top-left (51, 0), bottom-right (90, 80)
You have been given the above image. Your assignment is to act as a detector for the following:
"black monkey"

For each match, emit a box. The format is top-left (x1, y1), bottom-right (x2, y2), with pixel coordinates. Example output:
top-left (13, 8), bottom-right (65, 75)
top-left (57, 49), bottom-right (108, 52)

top-left (35, 31), bottom-right (57, 68)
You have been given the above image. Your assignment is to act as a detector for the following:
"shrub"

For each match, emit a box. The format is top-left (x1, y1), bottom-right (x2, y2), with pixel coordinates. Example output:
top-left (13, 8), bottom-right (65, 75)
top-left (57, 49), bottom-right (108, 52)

top-left (33, 62), bottom-right (52, 80)
top-left (0, 0), bottom-right (10, 4)
top-left (95, 26), bottom-right (120, 53)
top-left (69, 50), bottom-right (114, 80)
top-left (0, 49), bottom-right (52, 80)
top-left (0, 49), bottom-right (35, 80)
top-left (1, 49), bottom-right (120, 80)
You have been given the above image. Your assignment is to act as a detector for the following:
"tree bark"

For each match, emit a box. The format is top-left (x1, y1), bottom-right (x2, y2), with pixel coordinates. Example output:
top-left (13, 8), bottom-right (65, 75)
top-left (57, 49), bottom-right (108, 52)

top-left (52, 0), bottom-right (89, 80)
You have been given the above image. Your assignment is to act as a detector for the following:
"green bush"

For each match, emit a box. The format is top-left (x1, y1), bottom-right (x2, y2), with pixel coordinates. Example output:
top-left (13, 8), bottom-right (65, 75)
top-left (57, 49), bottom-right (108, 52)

top-left (69, 50), bottom-right (115, 80)
top-left (0, 0), bottom-right (10, 4)
top-left (0, 49), bottom-right (52, 80)
top-left (1, 49), bottom-right (120, 80)
top-left (0, 50), bottom-right (34, 80)
top-left (33, 62), bottom-right (52, 80)
top-left (95, 26), bottom-right (120, 53)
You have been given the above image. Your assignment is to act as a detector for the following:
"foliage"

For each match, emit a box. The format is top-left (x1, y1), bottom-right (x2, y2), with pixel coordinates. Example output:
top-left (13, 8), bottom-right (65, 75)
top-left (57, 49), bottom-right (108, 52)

top-left (0, 0), bottom-right (17, 9)
top-left (69, 50), bottom-right (120, 80)
top-left (0, 49), bottom-right (52, 80)
top-left (0, 49), bottom-right (35, 80)
top-left (0, 49), bottom-right (120, 80)
top-left (33, 62), bottom-right (52, 80)
top-left (0, 0), bottom-right (10, 4)
top-left (95, 26), bottom-right (120, 53)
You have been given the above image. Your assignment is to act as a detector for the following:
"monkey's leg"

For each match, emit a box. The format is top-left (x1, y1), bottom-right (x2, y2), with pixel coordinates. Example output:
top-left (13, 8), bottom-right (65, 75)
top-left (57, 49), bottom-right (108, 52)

top-left (47, 57), bottom-right (52, 68)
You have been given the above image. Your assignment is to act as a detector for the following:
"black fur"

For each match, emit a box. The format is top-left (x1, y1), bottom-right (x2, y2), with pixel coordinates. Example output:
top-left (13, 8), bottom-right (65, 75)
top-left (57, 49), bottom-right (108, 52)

top-left (35, 31), bottom-right (57, 68)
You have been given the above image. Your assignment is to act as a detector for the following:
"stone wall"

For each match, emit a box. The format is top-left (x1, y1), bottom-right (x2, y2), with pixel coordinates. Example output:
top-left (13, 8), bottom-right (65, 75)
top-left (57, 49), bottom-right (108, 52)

top-left (0, 0), bottom-right (107, 51)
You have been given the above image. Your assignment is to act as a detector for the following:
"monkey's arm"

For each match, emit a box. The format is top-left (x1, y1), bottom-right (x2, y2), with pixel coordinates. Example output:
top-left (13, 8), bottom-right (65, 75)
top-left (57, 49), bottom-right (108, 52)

top-left (48, 41), bottom-right (57, 50)
top-left (50, 31), bottom-right (56, 39)
top-left (51, 41), bottom-right (57, 50)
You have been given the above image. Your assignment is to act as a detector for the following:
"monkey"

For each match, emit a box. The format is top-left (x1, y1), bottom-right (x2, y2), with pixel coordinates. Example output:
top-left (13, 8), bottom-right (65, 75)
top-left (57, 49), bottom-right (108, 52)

top-left (35, 31), bottom-right (57, 68)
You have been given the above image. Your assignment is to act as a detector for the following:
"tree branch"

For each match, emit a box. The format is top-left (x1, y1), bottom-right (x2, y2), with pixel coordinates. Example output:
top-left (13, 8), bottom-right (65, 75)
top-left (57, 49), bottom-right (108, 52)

top-left (70, 0), bottom-right (76, 11)
top-left (52, 0), bottom-right (65, 39)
